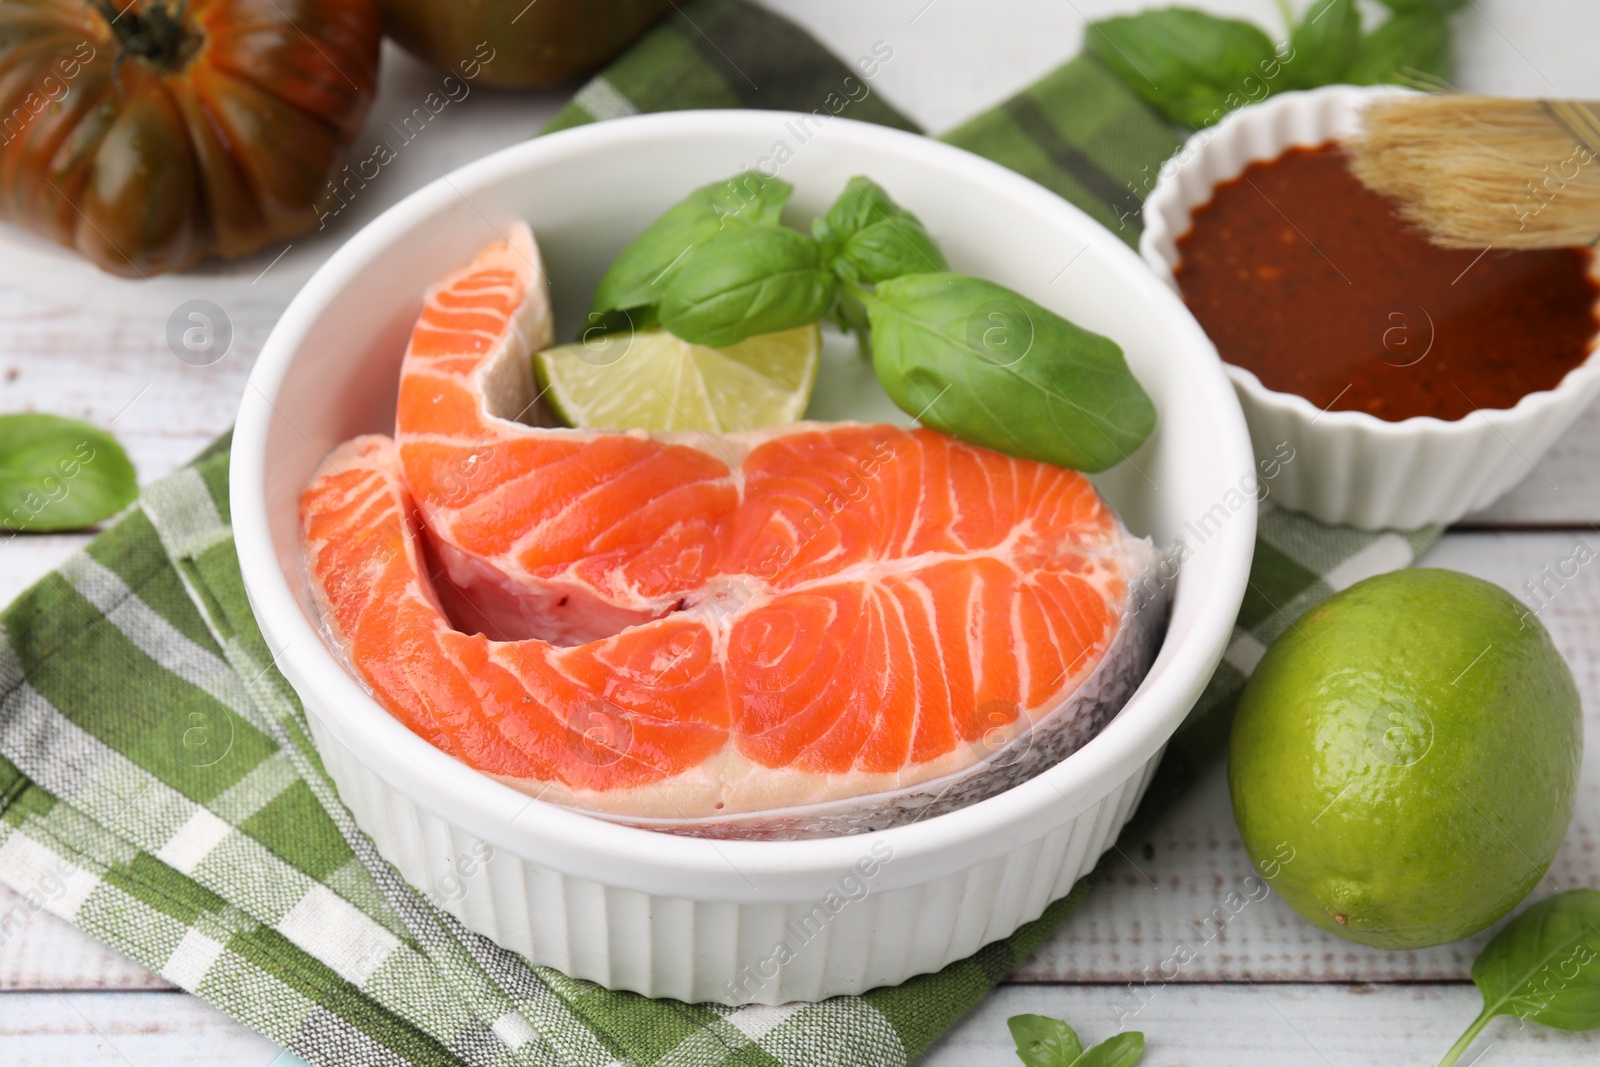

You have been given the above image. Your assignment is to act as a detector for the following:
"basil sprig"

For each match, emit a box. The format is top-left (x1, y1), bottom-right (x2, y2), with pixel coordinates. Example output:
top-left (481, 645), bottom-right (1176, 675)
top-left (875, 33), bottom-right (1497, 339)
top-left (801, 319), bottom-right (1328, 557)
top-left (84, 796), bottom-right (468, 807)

top-left (814, 176), bottom-right (947, 284)
top-left (1086, 10), bottom-right (1284, 129)
top-left (1087, 0), bottom-right (1460, 130)
top-left (1009, 1014), bottom-right (1144, 1067)
top-left (583, 173), bottom-right (1156, 473)
top-left (0, 414), bottom-right (137, 533)
top-left (589, 171), bottom-right (793, 331)
top-left (1345, 8), bottom-right (1451, 85)
top-left (1376, 0), bottom-right (1467, 15)
top-left (1436, 890), bottom-right (1600, 1066)
top-left (1284, 0), bottom-right (1362, 90)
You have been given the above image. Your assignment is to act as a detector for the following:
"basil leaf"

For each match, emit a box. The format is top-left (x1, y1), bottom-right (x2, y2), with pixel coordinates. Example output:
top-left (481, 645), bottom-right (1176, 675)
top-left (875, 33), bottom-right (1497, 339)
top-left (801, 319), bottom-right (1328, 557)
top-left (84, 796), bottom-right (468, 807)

top-left (1080, 1032), bottom-right (1145, 1067)
top-left (1086, 9), bottom-right (1280, 129)
top-left (1008, 1014), bottom-right (1083, 1067)
top-left (862, 274), bottom-right (1156, 473)
top-left (815, 176), bottom-right (947, 283)
top-left (658, 227), bottom-right (836, 347)
top-left (590, 171), bottom-right (792, 321)
top-left (1375, 0), bottom-right (1466, 14)
top-left (814, 176), bottom-right (895, 259)
top-left (1472, 890), bottom-right (1600, 1028)
top-left (1347, 10), bottom-right (1453, 85)
top-left (1435, 891), bottom-right (1600, 1065)
top-left (1007, 1015), bottom-right (1145, 1067)
top-left (0, 414), bottom-right (136, 533)
top-left (1285, 0), bottom-right (1362, 89)
top-left (584, 306), bottom-right (654, 338)
top-left (833, 218), bottom-right (947, 285)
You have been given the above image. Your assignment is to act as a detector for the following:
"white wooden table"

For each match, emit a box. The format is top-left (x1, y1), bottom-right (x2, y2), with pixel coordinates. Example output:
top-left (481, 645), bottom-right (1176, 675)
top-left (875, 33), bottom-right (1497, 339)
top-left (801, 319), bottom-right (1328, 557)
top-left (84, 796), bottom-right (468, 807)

top-left (3, 2), bottom-right (1599, 1063)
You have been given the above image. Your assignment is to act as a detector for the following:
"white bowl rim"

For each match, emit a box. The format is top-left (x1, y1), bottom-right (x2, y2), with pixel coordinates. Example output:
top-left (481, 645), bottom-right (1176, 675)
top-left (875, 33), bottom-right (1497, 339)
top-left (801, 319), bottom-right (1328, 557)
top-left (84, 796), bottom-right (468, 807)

top-left (1140, 84), bottom-right (1600, 438)
top-left (232, 109), bottom-right (1256, 899)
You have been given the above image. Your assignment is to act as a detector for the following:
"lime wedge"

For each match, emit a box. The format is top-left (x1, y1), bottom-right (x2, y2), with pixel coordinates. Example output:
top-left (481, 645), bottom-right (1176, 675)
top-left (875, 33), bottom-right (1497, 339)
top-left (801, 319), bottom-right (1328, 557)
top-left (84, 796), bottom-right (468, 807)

top-left (535, 325), bottom-right (820, 432)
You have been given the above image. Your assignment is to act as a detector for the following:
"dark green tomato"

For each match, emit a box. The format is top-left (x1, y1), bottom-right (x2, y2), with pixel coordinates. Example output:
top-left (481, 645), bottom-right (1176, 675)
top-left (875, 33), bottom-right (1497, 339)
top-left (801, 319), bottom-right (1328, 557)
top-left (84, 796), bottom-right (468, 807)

top-left (0, 0), bottom-right (380, 275)
top-left (376, 0), bottom-right (670, 89)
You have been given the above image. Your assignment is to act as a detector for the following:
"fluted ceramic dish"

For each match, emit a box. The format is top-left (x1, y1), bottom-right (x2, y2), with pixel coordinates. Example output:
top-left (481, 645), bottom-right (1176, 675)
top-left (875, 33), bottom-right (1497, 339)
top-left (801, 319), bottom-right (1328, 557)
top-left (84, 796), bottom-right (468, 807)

top-left (232, 110), bottom-right (1255, 1004)
top-left (1141, 85), bottom-right (1600, 530)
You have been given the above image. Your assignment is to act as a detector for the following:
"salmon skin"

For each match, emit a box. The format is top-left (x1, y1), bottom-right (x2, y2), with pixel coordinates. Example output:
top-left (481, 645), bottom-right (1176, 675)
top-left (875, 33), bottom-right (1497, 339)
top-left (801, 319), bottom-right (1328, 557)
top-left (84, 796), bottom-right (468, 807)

top-left (301, 223), bottom-right (1162, 837)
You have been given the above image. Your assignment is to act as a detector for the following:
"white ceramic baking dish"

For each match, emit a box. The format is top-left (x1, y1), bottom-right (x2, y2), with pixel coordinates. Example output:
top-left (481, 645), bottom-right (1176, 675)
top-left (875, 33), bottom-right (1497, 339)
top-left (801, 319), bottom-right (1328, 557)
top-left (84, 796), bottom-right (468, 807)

top-left (232, 110), bottom-right (1255, 1004)
top-left (1140, 85), bottom-right (1600, 530)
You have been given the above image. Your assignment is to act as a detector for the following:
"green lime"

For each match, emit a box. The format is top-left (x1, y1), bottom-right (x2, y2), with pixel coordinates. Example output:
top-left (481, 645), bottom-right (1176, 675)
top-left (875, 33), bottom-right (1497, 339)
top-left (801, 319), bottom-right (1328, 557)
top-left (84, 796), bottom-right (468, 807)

top-left (534, 324), bottom-right (820, 432)
top-left (1228, 568), bottom-right (1581, 950)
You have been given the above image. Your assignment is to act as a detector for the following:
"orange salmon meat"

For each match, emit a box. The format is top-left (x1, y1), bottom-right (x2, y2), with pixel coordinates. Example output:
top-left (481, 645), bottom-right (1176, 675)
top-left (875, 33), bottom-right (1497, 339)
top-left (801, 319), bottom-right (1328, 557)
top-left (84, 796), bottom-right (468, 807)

top-left (301, 223), bottom-right (1158, 831)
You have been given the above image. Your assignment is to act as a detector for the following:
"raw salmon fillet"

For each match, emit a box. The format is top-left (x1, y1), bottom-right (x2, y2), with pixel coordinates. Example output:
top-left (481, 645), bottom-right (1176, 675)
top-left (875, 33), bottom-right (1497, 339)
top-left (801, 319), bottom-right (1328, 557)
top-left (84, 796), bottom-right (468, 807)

top-left (302, 224), bottom-right (1158, 834)
top-left (393, 224), bottom-right (739, 644)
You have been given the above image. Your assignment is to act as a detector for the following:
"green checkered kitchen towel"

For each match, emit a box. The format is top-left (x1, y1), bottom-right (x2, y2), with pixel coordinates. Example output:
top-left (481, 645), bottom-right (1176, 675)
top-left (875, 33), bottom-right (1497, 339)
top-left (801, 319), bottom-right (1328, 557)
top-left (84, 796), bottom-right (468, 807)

top-left (0, 3), bottom-right (1444, 1065)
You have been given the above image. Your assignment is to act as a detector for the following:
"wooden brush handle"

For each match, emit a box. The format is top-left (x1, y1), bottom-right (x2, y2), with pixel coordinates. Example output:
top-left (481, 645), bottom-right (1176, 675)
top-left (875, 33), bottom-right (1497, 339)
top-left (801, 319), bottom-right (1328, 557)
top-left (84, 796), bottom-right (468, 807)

top-left (1544, 101), bottom-right (1600, 157)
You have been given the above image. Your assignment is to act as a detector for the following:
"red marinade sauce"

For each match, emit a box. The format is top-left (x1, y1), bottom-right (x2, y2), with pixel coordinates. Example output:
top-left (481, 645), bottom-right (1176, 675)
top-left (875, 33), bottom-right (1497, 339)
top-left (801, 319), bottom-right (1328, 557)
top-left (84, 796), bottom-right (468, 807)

top-left (1173, 143), bottom-right (1599, 421)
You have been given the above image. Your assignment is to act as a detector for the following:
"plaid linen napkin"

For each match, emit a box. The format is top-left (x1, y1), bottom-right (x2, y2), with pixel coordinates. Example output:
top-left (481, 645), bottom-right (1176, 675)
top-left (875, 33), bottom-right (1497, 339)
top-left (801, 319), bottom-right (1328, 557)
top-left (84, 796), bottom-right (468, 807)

top-left (0, 3), bottom-right (1443, 1064)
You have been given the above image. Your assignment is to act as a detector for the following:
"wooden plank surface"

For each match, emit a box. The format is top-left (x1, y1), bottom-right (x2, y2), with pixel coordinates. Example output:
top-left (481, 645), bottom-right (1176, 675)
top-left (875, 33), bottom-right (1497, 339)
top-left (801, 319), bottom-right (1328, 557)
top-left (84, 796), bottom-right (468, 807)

top-left (922, 982), bottom-right (1600, 1065)
top-left (3, 0), bottom-right (1600, 1063)
top-left (3, 983), bottom-right (1597, 1066)
top-left (0, 993), bottom-right (283, 1066)
top-left (1464, 401), bottom-right (1600, 526)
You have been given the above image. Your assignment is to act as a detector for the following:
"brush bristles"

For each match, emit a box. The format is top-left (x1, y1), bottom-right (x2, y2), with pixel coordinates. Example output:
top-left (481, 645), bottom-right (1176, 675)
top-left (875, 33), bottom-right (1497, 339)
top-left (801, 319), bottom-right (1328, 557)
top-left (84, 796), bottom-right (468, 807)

top-left (1347, 95), bottom-right (1600, 250)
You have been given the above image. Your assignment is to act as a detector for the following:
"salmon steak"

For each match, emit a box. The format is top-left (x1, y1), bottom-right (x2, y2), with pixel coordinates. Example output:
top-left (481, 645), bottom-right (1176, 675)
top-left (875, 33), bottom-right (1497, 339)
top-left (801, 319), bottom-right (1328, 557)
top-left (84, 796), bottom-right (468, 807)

top-left (301, 224), bottom-right (1160, 836)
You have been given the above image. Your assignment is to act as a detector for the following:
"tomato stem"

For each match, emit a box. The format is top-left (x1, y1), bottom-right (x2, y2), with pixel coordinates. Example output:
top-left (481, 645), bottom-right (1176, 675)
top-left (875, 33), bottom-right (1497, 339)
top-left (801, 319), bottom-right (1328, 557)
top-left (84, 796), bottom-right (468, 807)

top-left (89, 0), bottom-right (202, 78)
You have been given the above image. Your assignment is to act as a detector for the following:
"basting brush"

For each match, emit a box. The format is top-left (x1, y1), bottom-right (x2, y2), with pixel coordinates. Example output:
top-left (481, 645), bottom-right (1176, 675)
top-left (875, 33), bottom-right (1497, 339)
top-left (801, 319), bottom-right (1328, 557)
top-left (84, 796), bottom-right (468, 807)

top-left (1346, 94), bottom-right (1600, 250)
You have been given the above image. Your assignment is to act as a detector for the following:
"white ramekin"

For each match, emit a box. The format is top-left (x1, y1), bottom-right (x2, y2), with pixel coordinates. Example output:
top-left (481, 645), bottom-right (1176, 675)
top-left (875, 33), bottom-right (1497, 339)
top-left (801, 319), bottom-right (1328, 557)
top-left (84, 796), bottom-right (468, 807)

top-left (1141, 85), bottom-right (1600, 531)
top-left (232, 111), bottom-right (1255, 1004)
